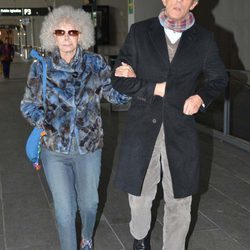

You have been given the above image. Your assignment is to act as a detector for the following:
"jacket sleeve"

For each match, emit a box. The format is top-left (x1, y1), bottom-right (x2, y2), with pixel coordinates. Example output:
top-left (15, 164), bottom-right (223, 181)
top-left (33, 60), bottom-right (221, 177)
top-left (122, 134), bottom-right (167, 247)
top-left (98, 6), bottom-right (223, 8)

top-left (20, 61), bottom-right (45, 128)
top-left (111, 24), bottom-right (156, 104)
top-left (98, 55), bottom-right (130, 104)
top-left (197, 33), bottom-right (229, 109)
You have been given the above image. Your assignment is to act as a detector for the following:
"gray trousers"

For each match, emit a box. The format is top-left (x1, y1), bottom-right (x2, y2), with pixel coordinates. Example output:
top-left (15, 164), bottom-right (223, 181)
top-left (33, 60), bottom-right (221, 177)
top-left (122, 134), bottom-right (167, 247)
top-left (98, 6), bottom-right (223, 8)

top-left (129, 126), bottom-right (192, 250)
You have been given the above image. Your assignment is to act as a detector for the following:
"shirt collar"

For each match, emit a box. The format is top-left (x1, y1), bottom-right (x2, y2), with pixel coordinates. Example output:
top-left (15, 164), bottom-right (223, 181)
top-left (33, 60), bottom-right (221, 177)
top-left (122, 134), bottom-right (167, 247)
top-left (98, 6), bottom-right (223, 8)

top-left (164, 28), bottom-right (182, 44)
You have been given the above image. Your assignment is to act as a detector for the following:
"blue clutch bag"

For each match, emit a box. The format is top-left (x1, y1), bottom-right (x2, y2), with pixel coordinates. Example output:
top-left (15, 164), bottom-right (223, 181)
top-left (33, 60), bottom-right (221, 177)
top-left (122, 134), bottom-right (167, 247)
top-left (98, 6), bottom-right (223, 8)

top-left (25, 127), bottom-right (45, 170)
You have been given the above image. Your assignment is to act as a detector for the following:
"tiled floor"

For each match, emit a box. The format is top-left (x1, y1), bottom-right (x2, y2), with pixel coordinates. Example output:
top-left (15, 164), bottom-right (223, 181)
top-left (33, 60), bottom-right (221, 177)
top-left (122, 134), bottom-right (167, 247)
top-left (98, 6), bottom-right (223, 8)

top-left (0, 57), bottom-right (249, 250)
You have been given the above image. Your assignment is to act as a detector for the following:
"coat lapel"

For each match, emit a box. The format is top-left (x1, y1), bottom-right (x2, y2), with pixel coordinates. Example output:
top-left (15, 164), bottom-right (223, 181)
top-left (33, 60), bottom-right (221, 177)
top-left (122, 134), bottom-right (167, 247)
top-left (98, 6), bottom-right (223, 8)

top-left (148, 19), bottom-right (169, 68)
top-left (148, 20), bottom-right (198, 68)
top-left (171, 25), bottom-right (198, 65)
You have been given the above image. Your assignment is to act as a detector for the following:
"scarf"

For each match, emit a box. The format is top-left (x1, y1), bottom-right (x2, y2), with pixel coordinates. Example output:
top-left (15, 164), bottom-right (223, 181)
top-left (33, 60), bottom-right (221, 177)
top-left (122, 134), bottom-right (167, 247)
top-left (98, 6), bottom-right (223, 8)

top-left (158, 8), bottom-right (195, 33)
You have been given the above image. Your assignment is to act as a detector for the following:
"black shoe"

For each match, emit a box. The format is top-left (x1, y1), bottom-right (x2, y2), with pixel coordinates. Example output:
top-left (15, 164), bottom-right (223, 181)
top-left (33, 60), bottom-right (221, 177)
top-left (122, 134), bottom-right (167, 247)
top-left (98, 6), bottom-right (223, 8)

top-left (133, 235), bottom-right (151, 250)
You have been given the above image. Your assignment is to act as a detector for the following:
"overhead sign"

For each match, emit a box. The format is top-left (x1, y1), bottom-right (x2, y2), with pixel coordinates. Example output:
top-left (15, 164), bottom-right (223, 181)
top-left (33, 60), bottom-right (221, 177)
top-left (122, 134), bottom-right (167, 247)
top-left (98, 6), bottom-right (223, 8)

top-left (0, 8), bottom-right (22, 15)
top-left (0, 8), bottom-right (51, 16)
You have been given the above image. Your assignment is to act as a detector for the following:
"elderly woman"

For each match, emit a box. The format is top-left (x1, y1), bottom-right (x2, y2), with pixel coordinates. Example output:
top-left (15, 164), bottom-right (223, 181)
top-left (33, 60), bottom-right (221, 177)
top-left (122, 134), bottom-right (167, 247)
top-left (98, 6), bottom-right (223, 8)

top-left (20, 5), bottom-right (129, 250)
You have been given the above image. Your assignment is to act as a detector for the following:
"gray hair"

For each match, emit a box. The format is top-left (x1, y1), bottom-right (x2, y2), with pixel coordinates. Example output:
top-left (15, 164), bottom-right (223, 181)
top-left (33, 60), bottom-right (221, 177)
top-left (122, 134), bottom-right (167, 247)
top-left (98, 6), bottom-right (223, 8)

top-left (40, 5), bottom-right (95, 51)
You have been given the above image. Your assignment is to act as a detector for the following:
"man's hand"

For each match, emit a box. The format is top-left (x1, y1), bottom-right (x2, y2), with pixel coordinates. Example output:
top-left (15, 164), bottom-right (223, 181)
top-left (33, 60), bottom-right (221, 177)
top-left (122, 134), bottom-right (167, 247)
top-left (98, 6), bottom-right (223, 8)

top-left (154, 82), bottom-right (166, 97)
top-left (115, 62), bottom-right (136, 78)
top-left (183, 95), bottom-right (203, 115)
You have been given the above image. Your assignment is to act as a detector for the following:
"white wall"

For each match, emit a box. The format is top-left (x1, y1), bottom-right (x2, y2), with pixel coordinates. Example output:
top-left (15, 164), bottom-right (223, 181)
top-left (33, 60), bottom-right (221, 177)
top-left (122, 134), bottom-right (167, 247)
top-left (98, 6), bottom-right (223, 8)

top-left (134, 0), bottom-right (163, 23)
top-left (128, 0), bottom-right (162, 31)
top-left (213, 1), bottom-right (250, 70)
top-left (194, 0), bottom-right (250, 70)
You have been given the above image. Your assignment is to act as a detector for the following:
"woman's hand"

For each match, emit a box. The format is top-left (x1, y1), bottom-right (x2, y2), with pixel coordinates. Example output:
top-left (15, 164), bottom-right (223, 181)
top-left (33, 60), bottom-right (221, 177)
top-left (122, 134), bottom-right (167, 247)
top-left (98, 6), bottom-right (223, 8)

top-left (115, 62), bottom-right (136, 78)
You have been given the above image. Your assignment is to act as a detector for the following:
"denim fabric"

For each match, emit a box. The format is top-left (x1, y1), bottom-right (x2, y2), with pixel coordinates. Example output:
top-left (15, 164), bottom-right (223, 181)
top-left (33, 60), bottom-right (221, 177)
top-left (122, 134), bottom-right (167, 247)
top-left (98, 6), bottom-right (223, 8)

top-left (2, 61), bottom-right (11, 78)
top-left (41, 146), bottom-right (102, 250)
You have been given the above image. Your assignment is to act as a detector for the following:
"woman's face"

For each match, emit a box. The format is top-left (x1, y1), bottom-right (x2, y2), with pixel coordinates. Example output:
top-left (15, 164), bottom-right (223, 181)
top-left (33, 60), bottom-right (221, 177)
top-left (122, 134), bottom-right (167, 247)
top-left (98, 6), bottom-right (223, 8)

top-left (54, 22), bottom-right (80, 60)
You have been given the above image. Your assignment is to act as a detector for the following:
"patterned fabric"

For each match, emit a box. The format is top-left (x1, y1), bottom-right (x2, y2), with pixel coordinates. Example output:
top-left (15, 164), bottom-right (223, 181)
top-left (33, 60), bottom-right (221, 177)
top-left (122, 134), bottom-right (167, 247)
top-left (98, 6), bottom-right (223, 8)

top-left (158, 8), bottom-right (195, 32)
top-left (20, 46), bottom-right (129, 155)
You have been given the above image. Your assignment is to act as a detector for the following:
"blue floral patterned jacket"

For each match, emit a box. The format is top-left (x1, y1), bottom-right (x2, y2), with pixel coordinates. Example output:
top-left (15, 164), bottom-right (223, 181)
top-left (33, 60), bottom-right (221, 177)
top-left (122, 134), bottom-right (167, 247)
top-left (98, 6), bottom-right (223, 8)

top-left (20, 47), bottom-right (129, 154)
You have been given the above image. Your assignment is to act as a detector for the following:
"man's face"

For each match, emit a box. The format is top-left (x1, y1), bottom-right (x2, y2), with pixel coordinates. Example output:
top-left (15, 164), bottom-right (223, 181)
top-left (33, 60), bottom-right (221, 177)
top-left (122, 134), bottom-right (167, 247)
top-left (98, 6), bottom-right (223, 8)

top-left (162, 0), bottom-right (198, 21)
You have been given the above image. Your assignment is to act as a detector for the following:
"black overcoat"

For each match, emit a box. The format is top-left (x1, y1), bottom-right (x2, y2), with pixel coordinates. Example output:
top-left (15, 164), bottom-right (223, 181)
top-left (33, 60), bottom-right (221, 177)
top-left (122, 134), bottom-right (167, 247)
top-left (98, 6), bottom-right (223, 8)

top-left (111, 18), bottom-right (228, 198)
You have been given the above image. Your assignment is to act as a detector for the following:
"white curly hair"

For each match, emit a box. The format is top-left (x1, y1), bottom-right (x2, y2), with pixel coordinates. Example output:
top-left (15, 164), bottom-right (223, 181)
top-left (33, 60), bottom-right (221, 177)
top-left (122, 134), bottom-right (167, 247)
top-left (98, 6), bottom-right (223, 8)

top-left (40, 5), bottom-right (95, 51)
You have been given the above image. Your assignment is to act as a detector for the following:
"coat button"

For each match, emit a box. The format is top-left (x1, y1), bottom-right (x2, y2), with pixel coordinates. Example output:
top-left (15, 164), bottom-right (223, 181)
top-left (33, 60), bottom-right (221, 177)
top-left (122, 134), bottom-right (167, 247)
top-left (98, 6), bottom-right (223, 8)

top-left (72, 72), bottom-right (79, 78)
top-left (152, 118), bottom-right (157, 124)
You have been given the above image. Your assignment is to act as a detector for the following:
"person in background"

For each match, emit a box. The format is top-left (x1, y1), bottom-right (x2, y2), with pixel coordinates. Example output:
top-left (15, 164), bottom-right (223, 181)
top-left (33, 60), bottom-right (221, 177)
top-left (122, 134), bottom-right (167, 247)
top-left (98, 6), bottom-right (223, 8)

top-left (0, 38), bottom-right (14, 79)
top-left (0, 39), bottom-right (3, 79)
top-left (112, 0), bottom-right (228, 249)
top-left (20, 5), bottom-right (129, 250)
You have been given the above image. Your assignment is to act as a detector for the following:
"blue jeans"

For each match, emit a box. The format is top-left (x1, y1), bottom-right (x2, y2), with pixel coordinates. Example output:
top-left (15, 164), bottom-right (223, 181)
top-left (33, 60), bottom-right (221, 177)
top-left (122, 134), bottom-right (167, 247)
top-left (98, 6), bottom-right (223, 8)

top-left (2, 61), bottom-right (11, 78)
top-left (41, 147), bottom-right (102, 250)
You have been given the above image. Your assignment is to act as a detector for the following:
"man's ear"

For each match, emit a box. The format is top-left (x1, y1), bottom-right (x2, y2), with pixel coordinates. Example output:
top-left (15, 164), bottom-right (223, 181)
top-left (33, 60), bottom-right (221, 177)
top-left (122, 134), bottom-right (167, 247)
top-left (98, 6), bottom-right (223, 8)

top-left (190, 0), bottom-right (198, 11)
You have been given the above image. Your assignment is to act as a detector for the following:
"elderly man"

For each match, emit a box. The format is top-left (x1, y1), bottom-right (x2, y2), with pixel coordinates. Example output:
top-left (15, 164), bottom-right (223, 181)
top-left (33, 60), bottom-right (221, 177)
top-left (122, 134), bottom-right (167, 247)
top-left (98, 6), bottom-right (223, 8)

top-left (112, 0), bottom-right (228, 249)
